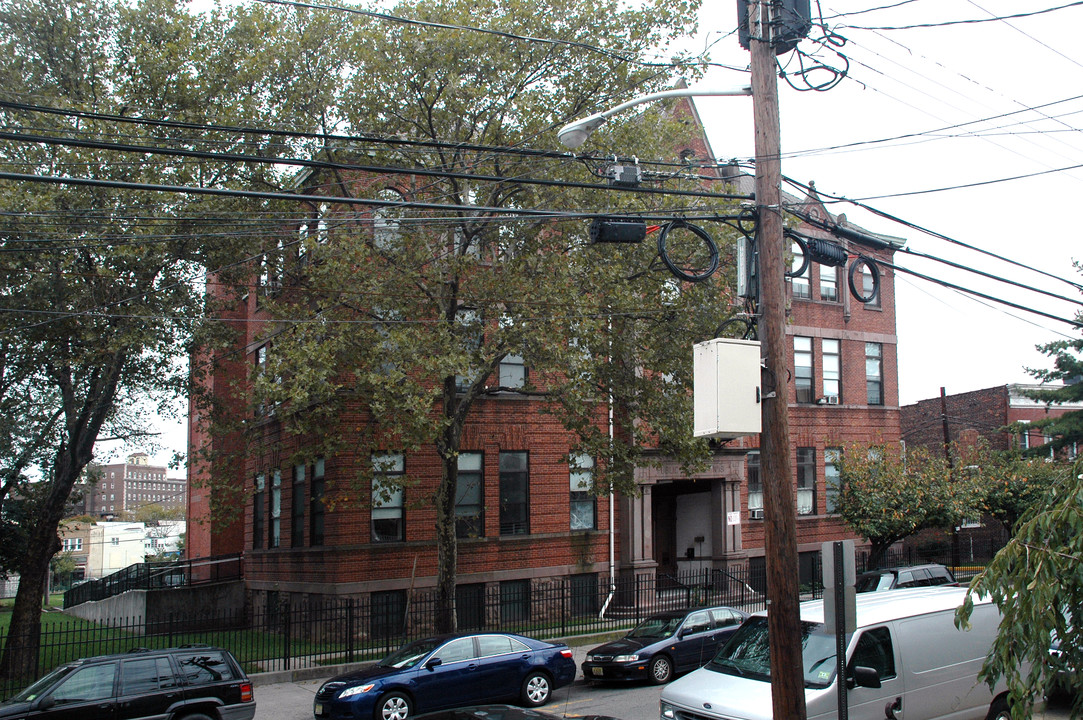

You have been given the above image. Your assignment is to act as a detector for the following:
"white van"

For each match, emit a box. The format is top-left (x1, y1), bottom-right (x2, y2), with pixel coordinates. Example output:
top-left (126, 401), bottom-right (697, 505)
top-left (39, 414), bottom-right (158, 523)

top-left (659, 586), bottom-right (1012, 720)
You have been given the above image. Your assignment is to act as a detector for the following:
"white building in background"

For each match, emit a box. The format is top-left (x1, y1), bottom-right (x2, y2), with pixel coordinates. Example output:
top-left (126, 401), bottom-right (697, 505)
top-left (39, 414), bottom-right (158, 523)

top-left (98, 522), bottom-right (147, 575)
top-left (144, 520), bottom-right (186, 559)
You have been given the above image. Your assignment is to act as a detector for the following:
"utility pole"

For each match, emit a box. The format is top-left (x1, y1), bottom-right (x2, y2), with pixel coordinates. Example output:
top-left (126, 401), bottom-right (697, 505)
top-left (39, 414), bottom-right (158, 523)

top-left (748, 1), bottom-right (807, 718)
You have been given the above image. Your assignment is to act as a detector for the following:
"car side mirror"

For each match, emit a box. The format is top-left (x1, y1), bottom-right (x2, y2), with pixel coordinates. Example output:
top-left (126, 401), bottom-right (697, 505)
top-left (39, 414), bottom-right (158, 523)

top-left (425, 657), bottom-right (443, 670)
top-left (848, 665), bottom-right (881, 689)
top-left (33, 696), bottom-right (56, 711)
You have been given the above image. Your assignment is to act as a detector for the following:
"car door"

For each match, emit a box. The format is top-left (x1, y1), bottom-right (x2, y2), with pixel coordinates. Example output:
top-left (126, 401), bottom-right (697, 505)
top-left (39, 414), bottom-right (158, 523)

top-left (408, 636), bottom-right (482, 712)
top-left (672, 610), bottom-right (712, 672)
top-left (32, 661), bottom-right (118, 720)
top-left (845, 626), bottom-right (905, 720)
top-left (116, 656), bottom-right (179, 720)
top-left (704, 609), bottom-right (744, 659)
top-left (473, 635), bottom-right (532, 703)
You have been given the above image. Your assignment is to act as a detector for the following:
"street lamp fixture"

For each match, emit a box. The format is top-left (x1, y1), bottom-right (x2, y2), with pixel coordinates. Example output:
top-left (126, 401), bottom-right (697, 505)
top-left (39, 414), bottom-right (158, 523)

top-left (556, 86), bottom-right (753, 150)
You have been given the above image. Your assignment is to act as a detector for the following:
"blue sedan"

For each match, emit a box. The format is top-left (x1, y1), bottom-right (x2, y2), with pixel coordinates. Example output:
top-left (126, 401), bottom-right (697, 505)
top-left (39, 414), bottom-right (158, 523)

top-left (313, 633), bottom-right (577, 720)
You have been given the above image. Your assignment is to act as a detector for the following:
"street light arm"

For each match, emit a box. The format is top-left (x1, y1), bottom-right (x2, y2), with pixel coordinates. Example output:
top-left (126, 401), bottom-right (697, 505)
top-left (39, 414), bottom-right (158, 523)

top-left (557, 86), bottom-right (753, 149)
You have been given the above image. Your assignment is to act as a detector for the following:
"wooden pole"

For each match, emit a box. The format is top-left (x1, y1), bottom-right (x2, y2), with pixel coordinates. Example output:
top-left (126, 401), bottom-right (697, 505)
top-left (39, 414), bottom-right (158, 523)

top-left (749, 1), bottom-right (807, 718)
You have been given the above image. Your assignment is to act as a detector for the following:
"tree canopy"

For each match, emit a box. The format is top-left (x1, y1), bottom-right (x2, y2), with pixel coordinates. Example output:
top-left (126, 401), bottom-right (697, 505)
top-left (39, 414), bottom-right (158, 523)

top-left (0, 0), bottom-right (342, 681)
top-left (832, 443), bottom-right (984, 568)
top-left (959, 459), bottom-right (1083, 719)
top-left (204, 0), bottom-right (737, 630)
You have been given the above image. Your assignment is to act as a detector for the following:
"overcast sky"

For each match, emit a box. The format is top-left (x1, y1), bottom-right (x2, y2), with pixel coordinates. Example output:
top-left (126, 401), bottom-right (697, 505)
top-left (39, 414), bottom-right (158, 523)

top-left (133, 0), bottom-right (1083, 468)
top-left (689, 0), bottom-right (1082, 406)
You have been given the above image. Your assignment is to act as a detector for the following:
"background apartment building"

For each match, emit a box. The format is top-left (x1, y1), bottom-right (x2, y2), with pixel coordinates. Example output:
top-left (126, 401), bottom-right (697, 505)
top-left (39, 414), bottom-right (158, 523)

top-left (85, 452), bottom-right (188, 518)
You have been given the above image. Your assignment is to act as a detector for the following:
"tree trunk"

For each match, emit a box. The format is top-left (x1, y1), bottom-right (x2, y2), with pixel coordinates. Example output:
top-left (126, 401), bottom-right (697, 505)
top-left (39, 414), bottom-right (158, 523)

top-left (0, 457), bottom-right (70, 682)
top-left (433, 448), bottom-right (459, 634)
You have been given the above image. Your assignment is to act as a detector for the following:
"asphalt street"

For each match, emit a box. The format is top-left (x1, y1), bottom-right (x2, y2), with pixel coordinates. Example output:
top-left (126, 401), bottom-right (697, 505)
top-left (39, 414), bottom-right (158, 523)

top-left (248, 642), bottom-right (1077, 720)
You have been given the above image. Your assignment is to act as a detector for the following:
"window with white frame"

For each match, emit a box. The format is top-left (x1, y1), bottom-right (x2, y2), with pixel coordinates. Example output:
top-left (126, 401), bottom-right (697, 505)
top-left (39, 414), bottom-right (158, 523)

top-left (861, 264), bottom-right (881, 307)
top-left (820, 265), bottom-right (838, 301)
top-left (456, 452), bottom-right (484, 538)
top-left (865, 342), bottom-right (883, 405)
top-left (373, 190), bottom-right (403, 251)
top-left (747, 452), bottom-right (763, 519)
top-left (499, 353), bottom-right (525, 389)
top-left (372, 453), bottom-right (405, 542)
top-left (569, 453), bottom-right (595, 531)
top-left (499, 451), bottom-right (529, 536)
top-left (62, 538), bottom-right (82, 552)
top-left (454, 308), bottom-right (483, 392)
top-left (791, 240), bottom-right (810, 298)
top-left (794, 336), bottom-right (814, 403)
top-left (269, 469), bottom-right (282, 548)
top-left (822, 338), bottom-right (840, 402)
top-left (825, 448), bottom-right (842, 513)
top-left (796, 447), bottom-right (815, 515)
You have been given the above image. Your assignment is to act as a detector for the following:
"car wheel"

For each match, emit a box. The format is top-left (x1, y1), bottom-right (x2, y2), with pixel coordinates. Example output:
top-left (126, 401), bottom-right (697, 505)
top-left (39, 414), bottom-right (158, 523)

top-left (985, 696), bottom-right (1010, 720)
top-left (376, 691), bottom-right (412, 720)
top-left (179, 714), bottom-right (213, 720)
top-left (521, 670), bottom-right (552, 707)
top-left (649, 655), bottom-right (674, 685)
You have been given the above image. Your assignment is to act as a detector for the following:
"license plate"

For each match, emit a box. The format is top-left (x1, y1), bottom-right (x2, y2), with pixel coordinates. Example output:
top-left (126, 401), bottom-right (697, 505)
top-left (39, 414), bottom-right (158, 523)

top-left (315, 703), bottom-right (324, 716)
top-left (592, 667), bottom-right (604, 676)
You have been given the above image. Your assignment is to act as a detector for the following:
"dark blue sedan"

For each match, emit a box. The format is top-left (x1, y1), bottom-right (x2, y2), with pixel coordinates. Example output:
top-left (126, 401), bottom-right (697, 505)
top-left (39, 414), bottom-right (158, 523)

top-left (581, 606), bottom-right (748, 684)
top-left (313, 633), bottom-right (576, 720)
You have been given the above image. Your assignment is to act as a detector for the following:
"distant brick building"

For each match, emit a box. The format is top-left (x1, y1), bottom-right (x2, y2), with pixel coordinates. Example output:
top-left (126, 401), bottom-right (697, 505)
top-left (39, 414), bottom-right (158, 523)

top-left (188, 100), bottom-right (906, 616)
top-left (85, 453), bottom-right (187, 519)
top-left (901, 383), bottom-right (1082, 561)
top-left (901, 383), bottom-right (1083, 457)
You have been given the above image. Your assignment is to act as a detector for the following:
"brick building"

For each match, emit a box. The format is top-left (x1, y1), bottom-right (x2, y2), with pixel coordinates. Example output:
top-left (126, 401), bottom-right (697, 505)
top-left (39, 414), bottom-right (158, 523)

top-left (188, 101), bottom-right (905, 617)
top-left (84, 453), bottom-right (187, 519)
top-left (902, 383), bottom-right (1083, 457)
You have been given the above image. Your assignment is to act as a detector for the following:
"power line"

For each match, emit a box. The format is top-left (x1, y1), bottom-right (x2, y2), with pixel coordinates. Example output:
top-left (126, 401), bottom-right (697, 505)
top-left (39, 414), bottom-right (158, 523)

top-left (838, 1), bottom-right (1083, 31)
top-left (0, 128), bottom-right (753, 202)
top-left (781, 175), bottom-right (1083, 294)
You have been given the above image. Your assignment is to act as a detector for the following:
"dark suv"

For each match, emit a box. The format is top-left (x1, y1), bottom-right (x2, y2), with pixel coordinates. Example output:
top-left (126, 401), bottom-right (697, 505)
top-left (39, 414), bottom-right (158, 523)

top-left (0, 644), bottom-right (255, 720)
top-left (855, 563), bottom-right (957, 593)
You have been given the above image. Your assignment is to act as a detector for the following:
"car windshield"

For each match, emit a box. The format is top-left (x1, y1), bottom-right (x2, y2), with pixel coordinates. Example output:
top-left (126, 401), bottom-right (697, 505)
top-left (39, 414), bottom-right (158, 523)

top-left (855, 573), bottom-right (892, 593)
top-left (629, 615), bottom-right (683, 639)
top-left (706, 617), bottom-right (838, 689)
top-left (5, 665), bottom-right (76, 703)
top-left (379, 638), bottom-right (442, 669)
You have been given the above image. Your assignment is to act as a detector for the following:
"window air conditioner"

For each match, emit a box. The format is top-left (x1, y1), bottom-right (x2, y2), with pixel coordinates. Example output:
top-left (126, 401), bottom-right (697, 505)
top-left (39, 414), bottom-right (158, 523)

top-left (822, 395), bottom-right (839, 405)
top-left (750, 509), bottom-right (764, 520)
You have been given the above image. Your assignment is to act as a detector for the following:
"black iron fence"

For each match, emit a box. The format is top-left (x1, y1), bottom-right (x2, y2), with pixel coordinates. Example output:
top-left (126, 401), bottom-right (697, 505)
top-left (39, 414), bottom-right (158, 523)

top-left (63, 553), bottom-right (243, 609)
top-left (3, 567), bottom-right (764, 700)
top-left (4, 543), bottom-right (1000, 701)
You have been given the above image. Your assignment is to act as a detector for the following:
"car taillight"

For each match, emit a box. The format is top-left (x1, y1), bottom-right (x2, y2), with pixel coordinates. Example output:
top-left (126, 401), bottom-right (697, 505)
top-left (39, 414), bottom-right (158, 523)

top-left (560, 649), bottom-right (573, 658)
top-left (240, 681), bottom-right (254, 703)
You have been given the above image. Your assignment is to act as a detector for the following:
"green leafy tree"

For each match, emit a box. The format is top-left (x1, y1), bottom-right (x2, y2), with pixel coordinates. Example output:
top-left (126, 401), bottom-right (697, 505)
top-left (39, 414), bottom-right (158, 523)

top-left (1023, 262), bottom-right (1083, 453)
top-left (211, 0), bottom-right (736, 632)
top-left (833, 443), bottom-right (983, 568)
top-left (978, 450), bottom-right (1066, 533)
top-left (0, 0), bottom-right (346, 682)
top-left (958, 460), bottom-right (1083, 719)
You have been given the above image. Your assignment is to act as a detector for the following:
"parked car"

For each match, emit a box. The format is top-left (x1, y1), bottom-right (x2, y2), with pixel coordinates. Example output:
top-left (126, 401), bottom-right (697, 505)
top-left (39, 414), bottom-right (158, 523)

top-left (660, 587), bottom-right (1012, 720)
top-left (581, 606), bottom-right (748, 685)
top-left (313, 633), bottom-right (576, 720)
top-left (0, 644), bottom-right (255, 720)
top-left (854, 563), bottom-right (957, 593)
top-left (413, 705), bottom-right (622, 720)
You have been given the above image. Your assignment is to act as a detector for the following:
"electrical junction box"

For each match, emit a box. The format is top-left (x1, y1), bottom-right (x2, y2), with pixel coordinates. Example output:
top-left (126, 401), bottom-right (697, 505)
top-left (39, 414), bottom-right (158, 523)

top-left (693, 337), bottom-right (762, 439)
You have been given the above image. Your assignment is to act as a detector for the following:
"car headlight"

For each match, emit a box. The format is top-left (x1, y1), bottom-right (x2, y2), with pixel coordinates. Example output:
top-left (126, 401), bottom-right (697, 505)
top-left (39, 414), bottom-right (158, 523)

top-left (614, 654), bottom-right (639, 663)
top-left (339, 683), bottom-right (376, 699)
top-left (660, 700), bottom-right (678, 720)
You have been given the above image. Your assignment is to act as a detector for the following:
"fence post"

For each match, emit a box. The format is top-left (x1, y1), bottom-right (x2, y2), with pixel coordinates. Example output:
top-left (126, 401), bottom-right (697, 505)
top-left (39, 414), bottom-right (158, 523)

top-left (283, 599), bottom-right (292, 671)
top-left (561, 578), bottom-right (568, 637)
top-left (347, 599), bottom-right (355, 664)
